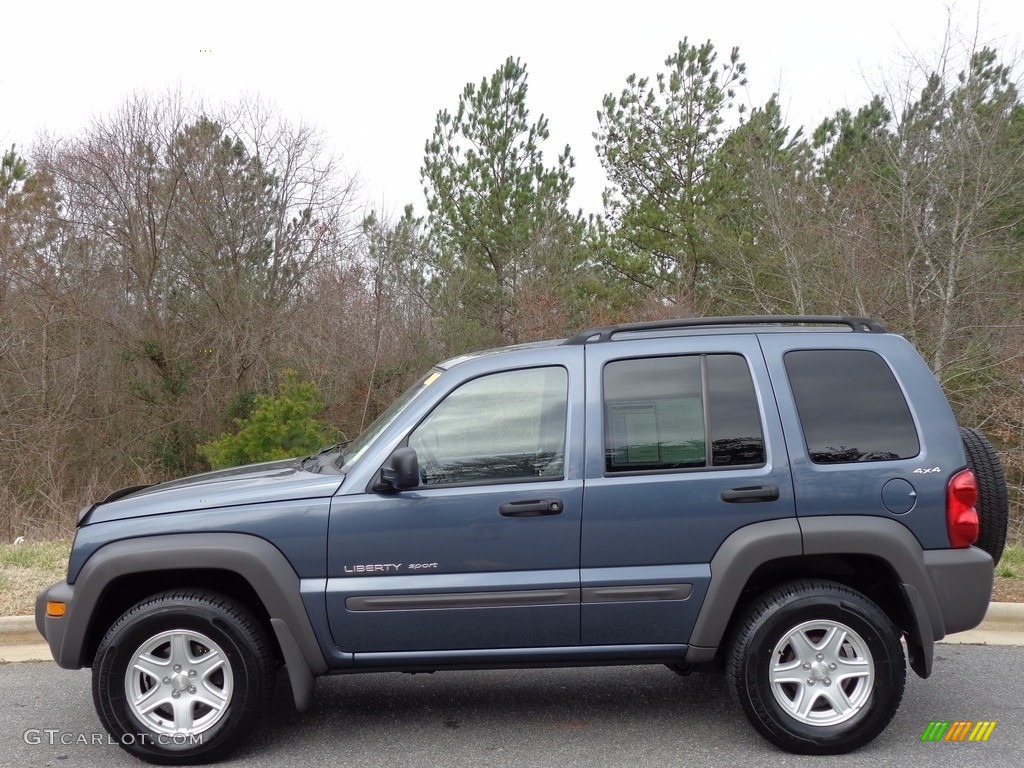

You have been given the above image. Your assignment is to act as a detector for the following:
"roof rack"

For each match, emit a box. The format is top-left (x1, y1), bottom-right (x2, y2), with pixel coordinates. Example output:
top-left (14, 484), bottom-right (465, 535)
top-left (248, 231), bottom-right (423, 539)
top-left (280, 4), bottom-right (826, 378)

top-left (562, 316), bottom-right (887, 345)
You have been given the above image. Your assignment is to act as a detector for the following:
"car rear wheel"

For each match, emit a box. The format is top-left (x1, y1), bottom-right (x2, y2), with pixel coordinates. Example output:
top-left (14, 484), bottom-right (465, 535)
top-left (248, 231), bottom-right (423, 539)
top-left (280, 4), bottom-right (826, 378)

top-left (92, 590), bottom-right (274, 765)
top-left (727, 580), bottom-right (905, 755)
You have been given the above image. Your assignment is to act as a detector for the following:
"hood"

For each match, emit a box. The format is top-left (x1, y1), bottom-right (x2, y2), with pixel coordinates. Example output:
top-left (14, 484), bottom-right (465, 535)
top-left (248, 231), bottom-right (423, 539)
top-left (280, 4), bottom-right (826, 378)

top-left (81, 458), bottom-right (345, 525)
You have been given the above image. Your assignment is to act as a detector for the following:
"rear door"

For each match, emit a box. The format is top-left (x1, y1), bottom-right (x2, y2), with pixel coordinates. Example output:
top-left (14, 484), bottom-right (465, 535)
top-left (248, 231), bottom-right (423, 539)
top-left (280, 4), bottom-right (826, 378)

top-left (580, 334), bottom-right (796, 645)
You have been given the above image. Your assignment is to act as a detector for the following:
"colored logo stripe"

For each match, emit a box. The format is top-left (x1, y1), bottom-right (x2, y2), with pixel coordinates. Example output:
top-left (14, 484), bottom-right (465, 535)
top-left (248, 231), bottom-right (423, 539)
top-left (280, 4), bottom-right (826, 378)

top-left (969, 722), bottom-right (997, 742)
top-left (921, 720), bottom-right (996, 742)
top-left (921, 721), bottom-right (949, 741)
top-left (944, 721), bottom-right (972, 741)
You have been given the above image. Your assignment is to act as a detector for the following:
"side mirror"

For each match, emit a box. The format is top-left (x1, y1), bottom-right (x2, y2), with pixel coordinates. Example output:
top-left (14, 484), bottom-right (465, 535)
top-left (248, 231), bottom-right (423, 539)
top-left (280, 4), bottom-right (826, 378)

top-left (372, 447), bottom-right (420, 493)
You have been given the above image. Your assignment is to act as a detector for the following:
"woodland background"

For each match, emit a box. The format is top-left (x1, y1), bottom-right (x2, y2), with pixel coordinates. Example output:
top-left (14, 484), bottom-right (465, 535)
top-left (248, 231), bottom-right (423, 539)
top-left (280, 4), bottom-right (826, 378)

top-left (1, 35), bottom-right (1022, 540)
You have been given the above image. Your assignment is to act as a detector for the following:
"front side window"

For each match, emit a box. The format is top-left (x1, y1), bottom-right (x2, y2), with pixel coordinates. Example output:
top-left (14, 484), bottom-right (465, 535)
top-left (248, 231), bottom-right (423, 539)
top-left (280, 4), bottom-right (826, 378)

top-left (604, 354), bottom-right (765, 473)
top-left (409, 367), bottom-right (568, 485)
top-left (785, 349), bottom-right (919, 464)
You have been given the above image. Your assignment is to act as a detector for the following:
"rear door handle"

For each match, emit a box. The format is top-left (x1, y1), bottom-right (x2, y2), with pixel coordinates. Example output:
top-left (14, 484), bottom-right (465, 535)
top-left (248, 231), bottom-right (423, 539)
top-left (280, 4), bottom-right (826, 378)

top-left (499, 499), bottom-right (563, 517)
top-left (720, 485), bottom-right (780, 503)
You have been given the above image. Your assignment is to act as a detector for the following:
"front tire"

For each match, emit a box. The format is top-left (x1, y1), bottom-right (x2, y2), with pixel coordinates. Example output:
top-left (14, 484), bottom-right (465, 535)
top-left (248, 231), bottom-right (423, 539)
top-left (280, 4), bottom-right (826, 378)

top-left (92, 590), bottom-right (274, 765)
top-left (727, 580), bottom-right (906, 755)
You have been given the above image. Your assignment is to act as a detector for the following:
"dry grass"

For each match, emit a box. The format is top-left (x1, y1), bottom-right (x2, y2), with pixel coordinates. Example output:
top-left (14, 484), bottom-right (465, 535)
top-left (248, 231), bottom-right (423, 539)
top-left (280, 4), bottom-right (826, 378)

top-left (0, 540), bottom-right (71, 616)
top-left (993, 544), bottom-right (1024, 603)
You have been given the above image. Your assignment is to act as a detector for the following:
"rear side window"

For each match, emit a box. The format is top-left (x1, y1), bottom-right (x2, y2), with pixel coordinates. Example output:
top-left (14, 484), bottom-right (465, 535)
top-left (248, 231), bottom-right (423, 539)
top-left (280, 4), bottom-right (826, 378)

top-left (785, 349), bottom-right (919, 464)
top-left (603, 354), bottom-right (765, 473)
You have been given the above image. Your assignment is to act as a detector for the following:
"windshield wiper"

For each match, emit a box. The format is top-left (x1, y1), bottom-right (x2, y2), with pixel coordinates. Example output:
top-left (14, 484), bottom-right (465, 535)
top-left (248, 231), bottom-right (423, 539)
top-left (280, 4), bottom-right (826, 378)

top-left (302, 440), bottom-right (350, 473)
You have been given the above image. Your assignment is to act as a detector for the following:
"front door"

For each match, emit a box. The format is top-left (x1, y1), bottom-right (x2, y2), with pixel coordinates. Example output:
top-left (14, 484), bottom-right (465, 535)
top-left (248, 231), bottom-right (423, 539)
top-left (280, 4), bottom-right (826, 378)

top-left (326, 353), bottom-right (584, 655)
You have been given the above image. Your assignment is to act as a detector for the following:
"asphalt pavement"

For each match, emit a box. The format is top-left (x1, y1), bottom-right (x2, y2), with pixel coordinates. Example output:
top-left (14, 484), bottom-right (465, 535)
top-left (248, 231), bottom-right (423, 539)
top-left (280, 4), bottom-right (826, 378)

top-left (2, 644), bottom-right (1022, 768)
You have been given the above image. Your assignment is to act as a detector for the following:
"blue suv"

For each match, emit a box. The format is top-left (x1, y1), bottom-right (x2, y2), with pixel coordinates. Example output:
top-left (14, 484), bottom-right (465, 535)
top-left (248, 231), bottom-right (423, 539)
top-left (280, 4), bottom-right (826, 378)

top-left (36, 316), bottom-right (1007, 763)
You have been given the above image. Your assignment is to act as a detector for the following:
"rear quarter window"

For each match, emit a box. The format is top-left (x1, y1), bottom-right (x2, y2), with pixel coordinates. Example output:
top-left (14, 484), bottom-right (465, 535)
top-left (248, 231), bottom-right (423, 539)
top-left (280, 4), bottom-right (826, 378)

top-left (784, 349), bottom-right (919, 464)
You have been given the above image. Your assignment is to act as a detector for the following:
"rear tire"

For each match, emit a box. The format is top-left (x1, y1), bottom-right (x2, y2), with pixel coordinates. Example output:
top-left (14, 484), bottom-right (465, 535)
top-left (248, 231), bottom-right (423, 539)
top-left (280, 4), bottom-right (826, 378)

top-left (727, 580), bottom-right (905, 755)
top-left (959, 427), bottom-right (1009, 563)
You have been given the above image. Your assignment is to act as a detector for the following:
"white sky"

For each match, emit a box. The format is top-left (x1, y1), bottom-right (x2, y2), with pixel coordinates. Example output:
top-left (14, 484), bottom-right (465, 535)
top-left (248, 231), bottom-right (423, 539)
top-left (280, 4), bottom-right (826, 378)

top-left (3, 0), bottom-right (1022, 216)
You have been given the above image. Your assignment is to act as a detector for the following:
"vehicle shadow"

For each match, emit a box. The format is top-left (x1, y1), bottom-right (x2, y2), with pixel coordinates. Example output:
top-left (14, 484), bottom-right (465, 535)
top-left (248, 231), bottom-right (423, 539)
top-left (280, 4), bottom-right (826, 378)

top-left (231, 665), bottom-right (752, 765)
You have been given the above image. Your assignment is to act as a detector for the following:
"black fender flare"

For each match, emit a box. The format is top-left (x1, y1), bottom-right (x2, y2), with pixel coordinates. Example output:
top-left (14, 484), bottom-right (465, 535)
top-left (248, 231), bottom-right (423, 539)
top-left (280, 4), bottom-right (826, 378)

top-left (684, 518), bottom-right (802, 662)
top-left (40, 533), bottom-right (327, 710)
top-left (683, 516), bottom-right (976, 678)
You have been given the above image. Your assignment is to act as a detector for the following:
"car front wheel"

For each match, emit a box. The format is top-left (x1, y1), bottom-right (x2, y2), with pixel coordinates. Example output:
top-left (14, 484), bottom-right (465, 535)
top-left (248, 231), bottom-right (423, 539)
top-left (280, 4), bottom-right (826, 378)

top-left (92, 590), bottom-right (274, 765)
top-left (727, 580), bottom-right (906, 754)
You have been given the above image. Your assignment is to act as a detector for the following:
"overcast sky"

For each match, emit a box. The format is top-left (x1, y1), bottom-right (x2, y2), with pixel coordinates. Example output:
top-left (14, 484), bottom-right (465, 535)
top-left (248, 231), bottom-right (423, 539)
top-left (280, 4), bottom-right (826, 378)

top-left (3, 1), bottom-right (1022, 216)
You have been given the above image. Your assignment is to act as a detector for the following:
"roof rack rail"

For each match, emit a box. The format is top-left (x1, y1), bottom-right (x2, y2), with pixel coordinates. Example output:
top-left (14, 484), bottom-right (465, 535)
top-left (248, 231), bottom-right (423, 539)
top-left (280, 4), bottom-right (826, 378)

top-left (562, 316), bottom-right (887, 345)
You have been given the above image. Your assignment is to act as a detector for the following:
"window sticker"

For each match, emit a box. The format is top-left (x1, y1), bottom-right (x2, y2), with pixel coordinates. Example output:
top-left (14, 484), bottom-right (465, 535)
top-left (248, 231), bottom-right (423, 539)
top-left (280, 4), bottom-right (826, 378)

top-left (608, 397), bottom-right (704, 467)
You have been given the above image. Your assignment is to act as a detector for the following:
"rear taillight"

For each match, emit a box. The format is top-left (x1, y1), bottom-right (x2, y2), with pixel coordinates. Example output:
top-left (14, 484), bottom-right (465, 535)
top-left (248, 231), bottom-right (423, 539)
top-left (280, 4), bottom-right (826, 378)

top-left (946, 469), bottom-right (979, 548)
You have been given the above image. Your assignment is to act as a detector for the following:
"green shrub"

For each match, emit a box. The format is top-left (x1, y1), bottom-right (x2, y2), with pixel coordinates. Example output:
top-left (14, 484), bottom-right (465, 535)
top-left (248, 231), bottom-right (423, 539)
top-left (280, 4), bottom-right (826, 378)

top-left (199, 371), bottom-right (340, 469)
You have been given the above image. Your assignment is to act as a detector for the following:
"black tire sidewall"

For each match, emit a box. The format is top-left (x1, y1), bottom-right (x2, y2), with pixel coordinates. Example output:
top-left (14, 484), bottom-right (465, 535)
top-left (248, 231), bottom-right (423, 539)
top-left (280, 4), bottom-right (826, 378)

top-left (735, 590), bottom-right (905, 754)
top-left (959, 426), bottom-right (1009, 563)
top-left (93, 597), bottom-right (268, 764)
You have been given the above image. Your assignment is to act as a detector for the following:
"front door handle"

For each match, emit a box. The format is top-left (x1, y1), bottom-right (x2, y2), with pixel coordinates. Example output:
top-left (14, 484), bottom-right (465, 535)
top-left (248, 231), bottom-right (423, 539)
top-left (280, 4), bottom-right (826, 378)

top-left (499, 498), bottom-right (563, 517)
top-left (721, 485), bottom-right (780, 503)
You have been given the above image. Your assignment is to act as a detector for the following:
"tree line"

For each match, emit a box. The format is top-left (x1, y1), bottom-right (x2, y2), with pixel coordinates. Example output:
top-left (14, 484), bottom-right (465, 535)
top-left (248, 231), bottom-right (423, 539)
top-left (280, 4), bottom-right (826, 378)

top-left (1, 36), bottom-right (1022, 540)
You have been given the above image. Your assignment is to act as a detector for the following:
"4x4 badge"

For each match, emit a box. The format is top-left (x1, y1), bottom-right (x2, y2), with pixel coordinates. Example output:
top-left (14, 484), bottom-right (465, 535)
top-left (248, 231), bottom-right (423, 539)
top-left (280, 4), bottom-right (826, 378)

top-left (913, 467), bottom-right (941, 474)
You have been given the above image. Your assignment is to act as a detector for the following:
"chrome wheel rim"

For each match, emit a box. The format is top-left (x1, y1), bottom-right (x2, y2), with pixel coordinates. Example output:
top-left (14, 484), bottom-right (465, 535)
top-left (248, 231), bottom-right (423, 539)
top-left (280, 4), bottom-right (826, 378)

top-left (125, 629), bottom-right (234, 737)
top-left (768, 619), bottom-right (874, 726)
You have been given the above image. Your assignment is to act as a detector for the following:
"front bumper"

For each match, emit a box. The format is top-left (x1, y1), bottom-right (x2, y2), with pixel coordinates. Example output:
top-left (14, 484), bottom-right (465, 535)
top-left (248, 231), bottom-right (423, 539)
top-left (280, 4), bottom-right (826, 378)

top-left (34, 581), bottom-right (77, 667)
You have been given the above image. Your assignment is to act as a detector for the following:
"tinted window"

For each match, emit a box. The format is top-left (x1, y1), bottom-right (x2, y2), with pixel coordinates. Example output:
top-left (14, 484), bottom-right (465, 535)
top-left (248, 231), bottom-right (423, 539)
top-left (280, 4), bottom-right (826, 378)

top-left (707, 355), bottom-right (767, 467)
top-left (785, 350), bottom-right (919, 463)
top-left (409, 367), bottom-right (567, 485)
top-left (604, 355), bottom-right (765, 473)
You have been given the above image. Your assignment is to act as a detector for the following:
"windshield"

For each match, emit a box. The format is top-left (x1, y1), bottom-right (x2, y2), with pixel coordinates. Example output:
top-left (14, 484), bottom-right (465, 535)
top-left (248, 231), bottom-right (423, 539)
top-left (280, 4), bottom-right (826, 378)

top-left (336, 369), bottom-right (442, 472)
